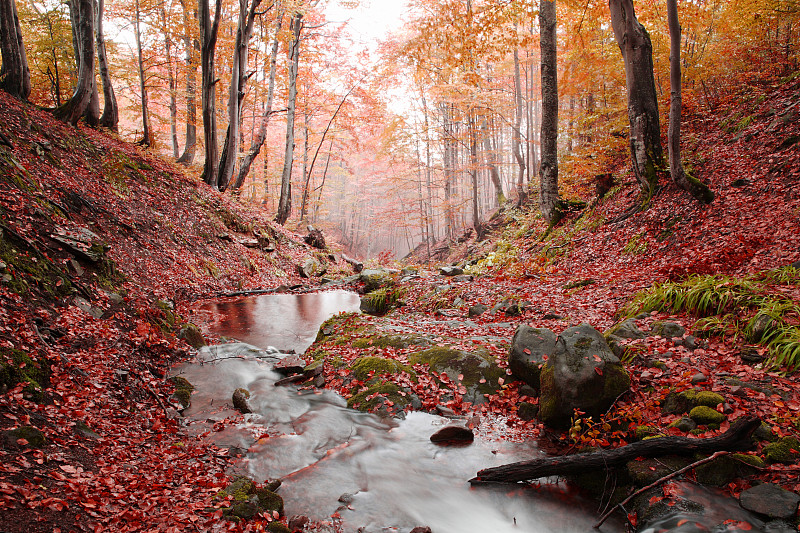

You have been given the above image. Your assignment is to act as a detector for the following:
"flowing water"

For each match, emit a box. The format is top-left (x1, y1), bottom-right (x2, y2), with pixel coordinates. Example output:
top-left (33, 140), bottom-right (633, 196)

top-left (179, 290), bottom-right (762, 533)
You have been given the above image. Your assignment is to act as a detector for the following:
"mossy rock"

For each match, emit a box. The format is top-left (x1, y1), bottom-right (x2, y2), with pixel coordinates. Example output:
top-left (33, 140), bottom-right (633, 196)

top-left (169, 376), bottom-right (194, 409)
top-left (667, 416), bottom-right (697, 433)
top-left (634, 425), bottom-right (659, 440)
top-left (314, 312), bottom-right (364, 343)
top-left (408, 346), bottom-right (505, 405)
top-left (754, 422), bottom-right (778, 442)
top-left (0, 226), bottom-right (74, 298)
top-left (694, 391), bottom-right (724, 407)
top-left (627, 456), bottom-right (691, 486)
top-left (349, 356), bottom-right (415, 382)
top-left (688, 405), bottom-right (726, 425)
top-left (233, 388), bottom-right (252, 414)
top-left (517, 402), bottom-right (539, 421)
top-left (360, 269), bottom-right (396, 292)
top-left (267, 523), bottom-right (291, 533)
top-left (178, 323), bottom-right (206, 349)
top-left (763, 437), bottom-right (800, 464)
top-left (0, 347), bottom-right (52, 403)
top-left (219, 476), bottom-right (284, 521)
top-left (360, 287), bottom-right (406, 316)
top-left (650, 321), bottom-right (685, 339)
top-left (662, 389), bottom-right (722, 415)
top-left (371, 334), bottom-right (431, 349)
top-left (694, 454), bottom-right (739, 486)
top-left (5, 426), bottom-right (46, 448)
top-left (347, 382), bottom-right (409, 414)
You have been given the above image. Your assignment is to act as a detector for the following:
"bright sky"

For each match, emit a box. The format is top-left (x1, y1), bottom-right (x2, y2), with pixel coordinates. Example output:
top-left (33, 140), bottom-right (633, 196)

top-left (325, 0), bottom-right (409, 45)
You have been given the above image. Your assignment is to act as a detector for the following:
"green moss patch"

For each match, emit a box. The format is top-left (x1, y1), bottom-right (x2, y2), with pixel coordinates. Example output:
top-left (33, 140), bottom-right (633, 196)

top-left (763, 436), bottom-right (800, 463)
top-left (0, 347), bottom-right (52, 402)
top-left (688, 405), bottom-right (726, 425)
top-left (350, 357), bottom-right (414, 382)
top-left (347, 382), bottom-right (409, 413)
top-left (169, 376), bottom-right (194, 409)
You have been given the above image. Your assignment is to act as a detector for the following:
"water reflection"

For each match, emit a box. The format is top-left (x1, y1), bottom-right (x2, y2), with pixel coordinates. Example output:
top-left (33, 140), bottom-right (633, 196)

top-left (194, 290), bottom-right (361, 353)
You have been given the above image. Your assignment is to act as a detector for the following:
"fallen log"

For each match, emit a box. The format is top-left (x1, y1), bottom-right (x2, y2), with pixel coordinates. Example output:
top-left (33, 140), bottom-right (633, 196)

top-left (469, 416), bottom-right (760, 485)
top-left (341, 254), bottom-right (363, 273)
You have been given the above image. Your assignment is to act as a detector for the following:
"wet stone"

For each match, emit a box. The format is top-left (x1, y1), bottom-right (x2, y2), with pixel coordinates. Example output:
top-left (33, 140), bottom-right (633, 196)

top-left (430, 424), bottom-right (474, 444)
top-left (274, 355), bottom-right (306, 376)
top-left (739, 483), bottom-right (800, 519)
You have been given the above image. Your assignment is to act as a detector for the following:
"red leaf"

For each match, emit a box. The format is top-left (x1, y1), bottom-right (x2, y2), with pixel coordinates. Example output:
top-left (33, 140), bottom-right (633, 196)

top-left (594, 367), bottom-right (603, 376)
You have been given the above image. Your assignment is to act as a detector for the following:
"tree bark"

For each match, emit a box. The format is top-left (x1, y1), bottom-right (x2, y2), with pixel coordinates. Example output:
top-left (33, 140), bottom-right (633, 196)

top-left (666, 0), bottom-right (714, 204)
top-left (161, 7), bottom-right (178, 157)
top-left (275, 11), bottom-right (302, 225)
top-left (134, 0), bottom-right (151, 146)
top-left (0, 0), bottom-right (31, 100)
top-left (96, 0), bottom-right (118, 131)
top-left (218, 0), bottom-right (263, 192)
top-left (609, 0), bottom-right (664, 199)
top-left (481, 116), bottom-right (504, 207)
top-left (539, 0), bottom-right (560, 225)
top-left (199, 0), bottom-right (222, 187)
top-left (55, 0), bottom-right (94, 125)
top-left (512, 47), bottom-right (527, 204)
top-left (470, 417), bottom-right (760, 484)
top-left (176, 0), bottom-right (197, 165)
top-left (232, 10), bottom-right (282, 191)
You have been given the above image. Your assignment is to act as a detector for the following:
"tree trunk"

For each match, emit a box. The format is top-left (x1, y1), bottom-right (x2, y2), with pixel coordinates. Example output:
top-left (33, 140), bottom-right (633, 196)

top-left (275, 11), bottom-right (302, 225)
top-left (218, 0), bottom-right (263, 192)
top-left (512, 48), bottom-right (527, 204)
top-left (0, 0), bottom-right (31, 100)
top-left (539, 0), bottom-right (561, 225)
top-left (199, 0), bottom-right (222, 187)
top-left (134, 0), bottom-right (151, 146)
top-left (468, 113), bottom-right (482, 238)
top-left (55, 0), bottom-right (94, 125)
top-left (609, 0), bottom-right (664, 199)
top-left (96, 0), bottom-right (117, 130)
top-left (471, 417), bottom-right (760, 484)
top-left (233, 10), bottom-right (282, 190)
top-left (299, 105), bottom-right (310, 220)
top-left (666, 0), bottom-right (714, 204)
top-left (160, 7), bottom-right (178, 157)
top-left (176, 0), bottom-right (197, 164)
top-left (481, 117), bottom-right (504, 206)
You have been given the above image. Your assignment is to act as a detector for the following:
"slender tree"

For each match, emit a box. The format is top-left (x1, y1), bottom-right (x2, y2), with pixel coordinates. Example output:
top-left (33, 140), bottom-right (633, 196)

top-left (539, 0), bottom-right (561, 224)
top-left (0, 0), bottom-right (31, 100)
top-left (275, 10), bottom-right (302, 225)
top-left (217, 0), bottom-right (265, 191)
top-left (133, 0), bottom-right (152, 146)
top-left (609, 0), bottom-right (663, 199)
top-left (96, 0), bottom-right (117, 130)
top-left (666, 0), bottom-right (714, 204)
top-left (199, 0), bottom-right (222, 186)
top-left (232, 9), bottom-right (283, 191)
top-left (176, 0), bottom-right (198, 164)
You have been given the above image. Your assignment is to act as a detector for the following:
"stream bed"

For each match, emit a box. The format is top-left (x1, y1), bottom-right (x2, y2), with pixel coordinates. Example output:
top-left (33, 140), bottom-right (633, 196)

top-left (178, 290), bottom-right (764, 533)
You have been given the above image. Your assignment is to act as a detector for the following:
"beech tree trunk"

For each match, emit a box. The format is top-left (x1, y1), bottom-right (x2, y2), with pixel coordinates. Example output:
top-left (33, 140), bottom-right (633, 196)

top-left (217, 0), bottom-right (263, 192)
top-left (539, 0), bottom-right (561, 225)
top-left (134, 0), bottom-right (151, 146)
top-left (232, 10), bottom-right (283, 191)
top-left (275, 11), bottom-right (302, 225)
top-left (96, 0), bottom-right (118, 131)
top-left (176, 0), bottom-right (197, 165)
top-left (512, 48), bottom-right (527, 204)
top-left (666, 0), bottom-right (714, 204)
top-left (481, 117), bottom-right (504, 206)
top-left (55, 0), bottom-right (94, 125)
top-left (468, 113), bottom-right (482, 238)
top-left (199, 0), bottom-right (222, 187)
top-left (161, 7), bottom-right (178, 157)
top-left (609, 0), bottom-right (664, 199)
top-left (0, 0), bottom-right (31, 100)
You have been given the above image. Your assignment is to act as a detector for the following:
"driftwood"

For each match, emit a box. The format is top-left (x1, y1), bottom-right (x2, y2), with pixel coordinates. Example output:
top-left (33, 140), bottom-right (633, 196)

top-left (469, 416), bottom-right (760, 485)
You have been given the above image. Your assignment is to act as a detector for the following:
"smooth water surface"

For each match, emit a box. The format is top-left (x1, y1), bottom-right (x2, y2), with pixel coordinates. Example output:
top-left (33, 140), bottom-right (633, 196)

top-left (193, 290), bottom-right (361, 353)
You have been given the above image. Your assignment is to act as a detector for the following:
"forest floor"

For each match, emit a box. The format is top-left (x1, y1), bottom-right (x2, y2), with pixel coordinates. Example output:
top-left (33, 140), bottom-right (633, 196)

top-left (1, 71), bottom-right (799, 532)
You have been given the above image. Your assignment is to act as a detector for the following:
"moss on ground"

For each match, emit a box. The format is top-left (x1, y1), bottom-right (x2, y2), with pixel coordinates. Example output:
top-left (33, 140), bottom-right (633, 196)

top-left (0, 347), bottom-right (52, 402)
top-left (349, 356), bottom-right (415, 382)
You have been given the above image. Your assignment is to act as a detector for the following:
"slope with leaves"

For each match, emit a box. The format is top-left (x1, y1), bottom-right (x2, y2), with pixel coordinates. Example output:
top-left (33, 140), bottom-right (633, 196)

top-left (0, 91), bottom-right (340, 532)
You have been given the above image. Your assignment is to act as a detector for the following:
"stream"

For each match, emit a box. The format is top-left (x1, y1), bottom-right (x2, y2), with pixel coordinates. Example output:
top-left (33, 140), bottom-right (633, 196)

top-left (178, 290), bottom-right (763, 533)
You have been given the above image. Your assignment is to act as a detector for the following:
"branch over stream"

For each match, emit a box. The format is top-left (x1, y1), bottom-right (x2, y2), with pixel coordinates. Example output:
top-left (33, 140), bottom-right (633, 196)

top-left (469, 416), bottom-right (761, 485)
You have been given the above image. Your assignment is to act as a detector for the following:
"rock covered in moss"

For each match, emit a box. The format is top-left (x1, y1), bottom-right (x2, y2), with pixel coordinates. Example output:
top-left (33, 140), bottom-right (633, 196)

top-left (0, 347), bottom-right (52, 403)
top-left (169, 376), bottom-right (194, 409)
top-left (219, 476), bottom-right (284, 521)
top-left (178, 323), bottom-right (206, 348)
top-left (4, 426), bottom-right (46, 448)
top-left (667, 416), bottom-right (697, 433)
top-left (350, 356), bottom-right (414, 382)
top-left (508, 325), bottom-right (556, 389)
top-left (232, 388), bottom-right (252, 414)
top-left (267, 522), bottom-right (291, 533)
top-left (650, 321), bottom-right (685, 339)
top-left (517, 402), bottom-right (539, 421)
top-left (538, 324), bottom-right (630, 429)
top-left (409, 346), bottom-right (505, 405)
top-left (688, 405), bottom-right (726, 425)
top-left (763, 437), bottom-right (800, 464)
top-left (662, 389), bottom-right (724, 415)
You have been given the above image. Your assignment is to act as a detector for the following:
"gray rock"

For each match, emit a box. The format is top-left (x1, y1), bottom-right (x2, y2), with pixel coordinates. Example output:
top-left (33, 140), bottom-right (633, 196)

top-left (508, 325), bottom-right (557, 389)
top-left (607, 318), bottom-right (648, 339)
top-left (452, 274), bottom-right (474, 283)
top-left (439, 266), bottom-right (464, 276)
top-left (739, 483), bottom-right (800, 519)
top-left (691, 372), bottom-right (708, 384)
top-left (274, 355), bottom-right (306, 376)
top-left (651, 321), bottom-right (686, 339)
top-left (430, 424), bottom-right (474, 444)
top-left (468, 304), bottom-right (488, 317)
top-left (297, 257), bottom-right (326, 278)
top-left (538, 324), bottom-right (631, 429)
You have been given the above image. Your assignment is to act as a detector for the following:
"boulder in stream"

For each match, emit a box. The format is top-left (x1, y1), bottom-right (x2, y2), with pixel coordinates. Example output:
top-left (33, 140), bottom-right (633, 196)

top-left (538, 324), bottom-right (631, 429)
top-left (430, 424), bottom-right (474, 444)
top-left (232, 388), bottom-right (252, 414)
top-left (739, 483), bottom-right (800, 520)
